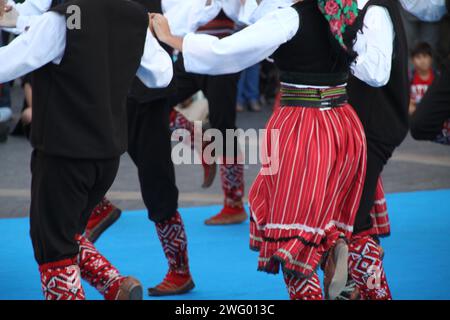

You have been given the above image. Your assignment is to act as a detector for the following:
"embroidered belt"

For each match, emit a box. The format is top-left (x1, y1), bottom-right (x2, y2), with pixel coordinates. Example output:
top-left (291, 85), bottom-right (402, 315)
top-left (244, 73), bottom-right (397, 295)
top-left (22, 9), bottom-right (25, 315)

top-left (280, 84), bottom-right (348, 109)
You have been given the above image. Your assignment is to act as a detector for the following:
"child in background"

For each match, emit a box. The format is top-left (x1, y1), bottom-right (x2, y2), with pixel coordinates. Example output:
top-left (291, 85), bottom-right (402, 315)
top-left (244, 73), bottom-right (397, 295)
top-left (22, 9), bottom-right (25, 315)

top-left (410, 42), bottom-right (435, 115)
top-left (236, 63), bottom-right (262, 112)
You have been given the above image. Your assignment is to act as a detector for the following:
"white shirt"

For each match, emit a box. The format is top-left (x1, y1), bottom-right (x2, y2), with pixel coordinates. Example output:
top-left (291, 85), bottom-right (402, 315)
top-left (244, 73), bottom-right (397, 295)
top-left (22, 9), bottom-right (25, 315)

top-left (352, 0), bottom-right (394, 87)
top-left (5, 0), bottom-right (51, 33)
top-left (164, 0), bottom-right (248, 36)
top-left (6, 0), bottom-right (248, 36)
top-left (183, 0), bottom-right (394, 87)
top-left (0, 11), bottom-right (173, 88)
top-left (399, 0), bottom-right (448, 22)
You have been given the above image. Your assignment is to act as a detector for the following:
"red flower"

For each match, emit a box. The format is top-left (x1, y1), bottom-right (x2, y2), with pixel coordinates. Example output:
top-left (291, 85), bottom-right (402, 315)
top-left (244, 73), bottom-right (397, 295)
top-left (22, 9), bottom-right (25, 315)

top-left (329, 19), bottom-right (343, 34)
top-left (341, 0), bottom-right (354, 7)
top-left (346, 11), bottom-right (357, 25)
top-left (324, 0), bottom-right (340, 16)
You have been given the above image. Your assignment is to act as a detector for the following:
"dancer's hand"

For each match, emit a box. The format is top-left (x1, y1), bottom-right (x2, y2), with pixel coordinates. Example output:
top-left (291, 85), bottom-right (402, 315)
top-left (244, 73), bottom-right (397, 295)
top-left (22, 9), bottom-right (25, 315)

top-left (151, 13), bottom-right (171, 43)
top-left (151, 13), bottom-right (184, 51)
top-left (0, 0), bottom-right (7, 18)
top-left (0, 2), bottom-right (18, 28)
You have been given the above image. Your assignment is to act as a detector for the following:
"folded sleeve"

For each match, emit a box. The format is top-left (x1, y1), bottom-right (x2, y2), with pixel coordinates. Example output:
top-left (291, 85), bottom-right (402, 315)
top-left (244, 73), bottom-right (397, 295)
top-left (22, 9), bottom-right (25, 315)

top-left (0, 12), bottom-right (66, 83)
top-left (136, 30), bottom-right (174, 88)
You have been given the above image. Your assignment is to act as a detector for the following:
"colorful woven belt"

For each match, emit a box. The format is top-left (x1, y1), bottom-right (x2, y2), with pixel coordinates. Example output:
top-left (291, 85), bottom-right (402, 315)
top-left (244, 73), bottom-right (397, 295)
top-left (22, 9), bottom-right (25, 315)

top-left (280, 83), bottom-right (348, 109)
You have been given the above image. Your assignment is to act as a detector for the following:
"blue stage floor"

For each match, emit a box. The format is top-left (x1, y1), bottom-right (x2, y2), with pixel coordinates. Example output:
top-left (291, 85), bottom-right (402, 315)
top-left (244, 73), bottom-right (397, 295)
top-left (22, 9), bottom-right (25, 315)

top-left (0, 189), bottom-right (449, 300)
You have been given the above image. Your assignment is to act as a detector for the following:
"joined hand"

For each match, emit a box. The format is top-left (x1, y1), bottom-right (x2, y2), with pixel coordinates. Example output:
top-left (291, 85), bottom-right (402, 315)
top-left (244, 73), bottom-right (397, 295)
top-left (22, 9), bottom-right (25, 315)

top-left (0, 3), bottom-right (18, 28)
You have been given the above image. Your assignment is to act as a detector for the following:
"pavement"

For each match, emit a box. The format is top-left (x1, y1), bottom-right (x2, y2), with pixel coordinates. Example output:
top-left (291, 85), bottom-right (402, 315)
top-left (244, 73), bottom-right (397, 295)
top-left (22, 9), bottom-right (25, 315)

top-left (1, 84), bottom-right (450, 218)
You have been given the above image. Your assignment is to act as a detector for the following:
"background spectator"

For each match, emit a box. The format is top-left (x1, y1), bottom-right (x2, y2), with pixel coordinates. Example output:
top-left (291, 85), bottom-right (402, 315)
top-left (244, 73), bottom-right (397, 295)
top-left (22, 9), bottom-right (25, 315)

top-left (401, 7), bottom-right (441, 52)
top-left (410, 1), bottom-right (450, 145)
top-left (409, 42), bottom-right (435, 115)
top-left (11, 74), bottom-right (33, 139)
top-left (0, 30), bottom-right (12, 143)
top-left (236, 63), bottom-right (262, 112)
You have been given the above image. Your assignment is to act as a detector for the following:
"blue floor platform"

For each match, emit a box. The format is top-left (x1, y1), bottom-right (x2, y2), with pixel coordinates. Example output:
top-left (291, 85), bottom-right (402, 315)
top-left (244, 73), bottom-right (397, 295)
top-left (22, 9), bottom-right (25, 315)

top-left (0, 189), bottom-right (449, 300)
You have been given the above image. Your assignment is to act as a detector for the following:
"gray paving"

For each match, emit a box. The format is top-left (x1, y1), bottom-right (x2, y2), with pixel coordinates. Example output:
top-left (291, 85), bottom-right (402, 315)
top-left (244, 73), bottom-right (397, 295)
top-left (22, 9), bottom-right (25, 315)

top-left (1, 85), bottom-right (450, 218)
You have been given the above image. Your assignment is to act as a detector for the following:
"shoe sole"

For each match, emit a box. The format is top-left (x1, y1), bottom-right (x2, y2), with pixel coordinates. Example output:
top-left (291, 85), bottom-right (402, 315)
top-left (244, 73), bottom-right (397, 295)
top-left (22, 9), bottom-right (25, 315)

top-left (148, 280), bottom-right (195, 297)
top-left (87, 208), bottom-right (122, 243)
top-left (204, 213), bottom-right (248, 226)
top-left (201, 163), bottom-right (217, 189)
top-left (328, 241), bottom-right (349, 300)
top-left (117, 277), bottom-right (143, 300)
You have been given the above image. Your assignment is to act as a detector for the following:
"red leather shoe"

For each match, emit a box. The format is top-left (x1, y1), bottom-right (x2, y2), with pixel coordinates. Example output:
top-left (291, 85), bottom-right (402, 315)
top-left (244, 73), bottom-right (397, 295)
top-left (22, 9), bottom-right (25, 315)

top-left (204, 202), bottom-right (247, 226)
top-left (105, 276), bottom-right (143, 300)
top-left (148, 271), bottom-right (195, 296)
top-left (85, 198), bottom-right (122, 243)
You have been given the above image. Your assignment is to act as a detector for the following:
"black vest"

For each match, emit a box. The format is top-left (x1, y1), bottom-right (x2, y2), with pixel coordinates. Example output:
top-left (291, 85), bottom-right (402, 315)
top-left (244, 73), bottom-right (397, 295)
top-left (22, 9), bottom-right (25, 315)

top-left (273, 0), bottom-right (353, 86)
top-left (128, 0), bottom-right (176, 103)
top-left (347, 0), bottom-right (409, 153)
top-left (32, 0), bottom-right (148, 158)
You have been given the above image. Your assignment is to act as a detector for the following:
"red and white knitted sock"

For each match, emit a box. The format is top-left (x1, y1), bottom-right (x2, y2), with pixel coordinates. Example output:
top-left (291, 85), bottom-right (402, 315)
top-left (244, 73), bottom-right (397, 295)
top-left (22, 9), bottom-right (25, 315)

top-left (220, 163), bottom-right (244, 206)
top-left (170, 110), bottom-right (195, 141)
top-left (155, 212), bottom-right (190, 275)
top-left (283, 272), bottom-right (323, 300)
top-left (348, 235), bottom-right (392, 300)
top-left (39, 259), bottom-right (85, 300)
top-left (75, 234), bottom-right (124, 300)
top-left (170, 109), bottom-right (213, 163)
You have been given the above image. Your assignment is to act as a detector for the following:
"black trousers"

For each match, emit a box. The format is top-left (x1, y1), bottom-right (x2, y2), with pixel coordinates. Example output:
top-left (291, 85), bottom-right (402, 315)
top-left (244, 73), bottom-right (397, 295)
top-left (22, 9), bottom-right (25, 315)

top-left (30, 150), bottom-right (119, 265)
top-left (411, 66), bottom-right (450, 141)
top-left (169, 56), bottom-right (241, 157)
top-left (127, 97), bottom-right (179, 223)
top-left (353, 141), bottom-right (394, 234)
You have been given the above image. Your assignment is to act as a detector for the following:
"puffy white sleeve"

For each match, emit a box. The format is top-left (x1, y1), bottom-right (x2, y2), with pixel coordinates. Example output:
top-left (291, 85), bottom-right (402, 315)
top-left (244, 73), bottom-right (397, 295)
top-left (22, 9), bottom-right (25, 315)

top-left (239, 0), bottom-right (294, 24)
top-left (182, 6), bottom-right (299, 75)
top-left (163, 0), bottom-right (221, 36)
top-left (399, 0), bottom-right (447, 22)
top-left (0, 11), bottom-right (66, 83)
top-left (351, 6), bottom-right (394, 87)
top-left (3, 0), bottom-right (52, 34)
top-left (136, 30), bottom-right (173, 88)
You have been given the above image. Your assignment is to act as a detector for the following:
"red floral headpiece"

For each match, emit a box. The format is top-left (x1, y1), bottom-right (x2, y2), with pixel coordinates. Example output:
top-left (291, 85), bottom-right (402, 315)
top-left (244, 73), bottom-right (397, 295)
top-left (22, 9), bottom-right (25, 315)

top-left (317, 0), bottom-right (359, 50)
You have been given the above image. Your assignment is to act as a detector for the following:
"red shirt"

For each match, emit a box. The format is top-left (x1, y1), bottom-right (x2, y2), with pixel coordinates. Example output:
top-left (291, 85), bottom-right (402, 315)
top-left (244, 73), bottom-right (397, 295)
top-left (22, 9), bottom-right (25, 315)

top-left (410, 71), bottom-right (435, 104)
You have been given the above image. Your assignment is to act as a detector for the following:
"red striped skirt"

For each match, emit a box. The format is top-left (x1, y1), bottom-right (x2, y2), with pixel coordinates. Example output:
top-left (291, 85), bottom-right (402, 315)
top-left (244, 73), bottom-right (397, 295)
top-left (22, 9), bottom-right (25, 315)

top-left (249, 102), bottom-right (367, 278)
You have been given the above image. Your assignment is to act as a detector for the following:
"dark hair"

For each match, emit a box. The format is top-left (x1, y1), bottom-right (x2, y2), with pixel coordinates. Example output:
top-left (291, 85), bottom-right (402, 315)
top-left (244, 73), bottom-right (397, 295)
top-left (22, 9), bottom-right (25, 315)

top-left (411, 42), bottom-right (433, 58)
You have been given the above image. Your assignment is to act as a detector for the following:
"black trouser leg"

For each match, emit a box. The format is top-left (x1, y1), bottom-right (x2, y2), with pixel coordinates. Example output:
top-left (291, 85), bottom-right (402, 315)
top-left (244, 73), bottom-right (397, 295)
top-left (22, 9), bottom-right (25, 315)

top-left (169, 56), bottom-right (241, 158)
top-left (127, 98), bottom-right (179, 223)
top-left (353, 142), bottom-right (392, 235)
top-left (411, 67), bottom-right (450, 141)
top-left (168, 56), bottom-right (202, 107)
top-left (30, 151), bottom-right (119, 265)
top-left (202, 73), bottom-right (241, 158)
